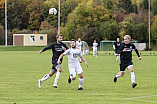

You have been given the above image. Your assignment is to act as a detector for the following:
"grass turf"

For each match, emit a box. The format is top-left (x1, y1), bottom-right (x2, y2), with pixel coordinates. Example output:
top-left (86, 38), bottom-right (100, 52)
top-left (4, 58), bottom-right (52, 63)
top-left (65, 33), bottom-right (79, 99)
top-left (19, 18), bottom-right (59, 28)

top-left (0, 51), bottom-right (157, 104)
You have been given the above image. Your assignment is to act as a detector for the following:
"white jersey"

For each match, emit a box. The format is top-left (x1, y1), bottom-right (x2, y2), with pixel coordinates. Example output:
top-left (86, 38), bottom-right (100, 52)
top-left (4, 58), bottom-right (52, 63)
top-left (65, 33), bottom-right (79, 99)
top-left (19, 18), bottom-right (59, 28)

top-left (63, 47), bottom-right (82, 69)
top-left (93, 43), bottom-right (98, 50)
top-left (76, 41), bottom-right (82, 51)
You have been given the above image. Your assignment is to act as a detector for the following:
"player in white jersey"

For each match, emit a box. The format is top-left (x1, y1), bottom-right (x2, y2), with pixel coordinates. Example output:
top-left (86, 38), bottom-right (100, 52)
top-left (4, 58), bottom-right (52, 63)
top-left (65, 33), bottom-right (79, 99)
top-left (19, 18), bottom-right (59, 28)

top-left (92, 40), bottom-right (98, 57)
top-left (58, 39), bottom-right (88, 90)
top-left (76, 38), bottom-right (82, 62)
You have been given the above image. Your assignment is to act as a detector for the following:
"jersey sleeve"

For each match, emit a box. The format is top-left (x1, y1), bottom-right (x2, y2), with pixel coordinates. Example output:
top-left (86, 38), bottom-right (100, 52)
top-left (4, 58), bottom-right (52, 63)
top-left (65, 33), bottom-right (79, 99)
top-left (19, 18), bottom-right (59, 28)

top-left (63, 48), bottom-right (70, 55)
top-left (42, 43), bottom-right (54, 52)
top-left (133, 44), bottom-right (140, 57)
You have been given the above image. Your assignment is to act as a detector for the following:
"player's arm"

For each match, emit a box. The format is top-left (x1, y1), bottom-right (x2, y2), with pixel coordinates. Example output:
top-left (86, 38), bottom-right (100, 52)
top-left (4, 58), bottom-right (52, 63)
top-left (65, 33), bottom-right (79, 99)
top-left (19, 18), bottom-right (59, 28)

top-left (57, 53), bottom-right (65, 64)
top-left (39, 43), bottom-right (53, 54)
top-left (134, 47), bottom-right (142, 60)
top-left (58, 48), bottom-right (70, 64)
top-left (80, 57), bottom-right (88, 67)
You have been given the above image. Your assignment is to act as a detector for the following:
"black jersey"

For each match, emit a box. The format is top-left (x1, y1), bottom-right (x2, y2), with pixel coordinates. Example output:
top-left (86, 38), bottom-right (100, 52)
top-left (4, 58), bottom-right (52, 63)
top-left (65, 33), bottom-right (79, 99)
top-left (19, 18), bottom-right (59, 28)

top-left (114, 42), bottom-right (121, 51)
top-left (42, 42), bottom-right (68, 64)
top-left (118, 43), bottom-right (140, 64)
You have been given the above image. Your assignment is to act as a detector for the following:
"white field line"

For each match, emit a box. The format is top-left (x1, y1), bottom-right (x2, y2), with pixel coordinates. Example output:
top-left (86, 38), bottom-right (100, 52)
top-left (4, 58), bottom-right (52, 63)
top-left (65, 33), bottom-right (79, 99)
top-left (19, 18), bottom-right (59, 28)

top-left (124, 95), bottom-right (157, 102)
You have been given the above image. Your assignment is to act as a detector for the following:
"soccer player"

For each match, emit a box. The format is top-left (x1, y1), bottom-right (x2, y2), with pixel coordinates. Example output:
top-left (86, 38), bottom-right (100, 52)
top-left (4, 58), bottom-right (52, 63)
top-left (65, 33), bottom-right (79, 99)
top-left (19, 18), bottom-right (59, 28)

top-left (76, 38), bottom-right (82, 62)
top-left (113, 38), bottom-right (121, 61)
top-left (92, 40), bottom-right (98, 57)
top-left (38, 34), bottom-right (68, 88)
top-left (57, 39), bottom-right (88, 90)
top-left (114, 35), bottom-right (141, 88)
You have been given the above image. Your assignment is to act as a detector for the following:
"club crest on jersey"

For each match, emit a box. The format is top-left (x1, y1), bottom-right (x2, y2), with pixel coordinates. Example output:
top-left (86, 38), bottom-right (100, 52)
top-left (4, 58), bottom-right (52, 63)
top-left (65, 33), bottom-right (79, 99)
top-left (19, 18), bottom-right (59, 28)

top-left (73, 53), bottom-right (78, 58)
top-left (130, 46), bottom-right (132, 49)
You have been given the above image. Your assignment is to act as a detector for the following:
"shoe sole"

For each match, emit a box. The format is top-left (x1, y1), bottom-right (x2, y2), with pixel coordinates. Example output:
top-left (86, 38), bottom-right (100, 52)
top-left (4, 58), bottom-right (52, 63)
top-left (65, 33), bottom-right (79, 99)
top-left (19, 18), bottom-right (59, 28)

top-left (53, 86), bottom-right (58, 88)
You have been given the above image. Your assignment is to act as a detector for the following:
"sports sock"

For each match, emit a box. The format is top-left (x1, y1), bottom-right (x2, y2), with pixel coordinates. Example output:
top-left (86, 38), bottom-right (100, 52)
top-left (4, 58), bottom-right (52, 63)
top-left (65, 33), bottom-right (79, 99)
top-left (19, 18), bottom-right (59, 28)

top-left (79, 78), bottom-right (83, 88)
top-left (115, 72), bottom-right (121, 78)
top-left (130, 72), bottom-right (135, 83)
top-left (116, 56), bottom-right (119, 60)
top-left (40, 74), bottom-right (50, 82)
top-left (54, 71), bottom-right (60, 84)
top-left (93, 51), bottom-right (95, 56)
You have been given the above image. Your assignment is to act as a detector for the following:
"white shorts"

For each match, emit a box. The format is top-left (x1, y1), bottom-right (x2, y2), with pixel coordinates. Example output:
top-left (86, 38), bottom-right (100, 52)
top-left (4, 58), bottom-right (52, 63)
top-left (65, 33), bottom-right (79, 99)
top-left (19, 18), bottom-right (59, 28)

top-left (69, 65), bottom-right (83, 78)
top-left (93, 48), bottom-right (97, 51)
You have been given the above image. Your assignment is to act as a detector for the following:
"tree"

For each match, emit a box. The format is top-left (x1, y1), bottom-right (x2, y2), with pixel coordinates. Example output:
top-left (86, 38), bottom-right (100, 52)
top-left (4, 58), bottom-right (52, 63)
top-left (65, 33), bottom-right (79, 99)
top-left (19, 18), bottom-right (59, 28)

top-left (63, 0), bottom-right (111, 41)
top-left (26, 0), bottom-right (44, 30)
top-left (152, 0), bottom-right (157, 16)
top-left (100, 21), bottom-right (120, 40)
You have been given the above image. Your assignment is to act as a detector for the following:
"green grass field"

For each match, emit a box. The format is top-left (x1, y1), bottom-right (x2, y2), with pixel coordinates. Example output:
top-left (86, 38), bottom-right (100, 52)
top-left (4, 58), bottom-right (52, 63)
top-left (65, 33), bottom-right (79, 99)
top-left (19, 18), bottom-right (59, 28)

top-left (0, 50), bottom-right (157, 104)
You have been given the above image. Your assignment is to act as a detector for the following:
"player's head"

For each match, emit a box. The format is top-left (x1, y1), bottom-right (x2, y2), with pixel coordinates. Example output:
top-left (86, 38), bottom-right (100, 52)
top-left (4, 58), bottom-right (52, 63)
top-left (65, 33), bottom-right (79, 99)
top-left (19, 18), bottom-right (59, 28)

top-left (70, 39), bottom-right (76, 48)
top-left (117, 38), bottom-right (120, 42)
top-left (94, 40), bottom-right (96, 43)
top-left (78, 38), bottom-right (81, 42)
top-left (56, 34), bottom-right (63, 43)
top-left (124, 35), bottom-right (131, 44)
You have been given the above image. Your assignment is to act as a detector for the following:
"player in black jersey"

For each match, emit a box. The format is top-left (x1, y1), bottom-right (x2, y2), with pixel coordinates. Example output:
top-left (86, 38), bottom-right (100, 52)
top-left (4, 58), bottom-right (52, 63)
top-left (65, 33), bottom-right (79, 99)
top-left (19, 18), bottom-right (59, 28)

top-left (38, 34), bottom-right (68, 88)
top-left (113, 38), bottom-right (121, 61)
top-left (114, 35), bottom-right (141, 88)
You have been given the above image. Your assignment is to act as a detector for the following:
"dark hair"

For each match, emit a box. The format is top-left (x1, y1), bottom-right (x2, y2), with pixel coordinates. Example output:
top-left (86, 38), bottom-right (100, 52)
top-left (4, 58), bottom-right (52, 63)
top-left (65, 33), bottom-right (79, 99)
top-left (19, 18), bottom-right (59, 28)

top-left (56, 34), bottom-right (63, 38)
top-left (71, 39), bottom-right (76, 42)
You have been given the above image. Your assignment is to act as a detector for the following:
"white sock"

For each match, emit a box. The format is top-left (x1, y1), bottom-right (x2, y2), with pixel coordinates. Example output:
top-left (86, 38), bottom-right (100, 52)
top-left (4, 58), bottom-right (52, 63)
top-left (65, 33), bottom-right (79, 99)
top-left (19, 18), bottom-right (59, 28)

top-left (96, 51), bottom-right (97, 57)
top-left (115, 72), bottom-right (121, 78)
top-left (40, 74), bottom-right (50, 82)
top-left (93, 51), bottom-right (95, 56)
top-left (79, 78), bottom-right (83, 88)
top-left (131, 72), bottom-right (135, 84)
top-left (116, 56), bottom-right (119, 60)
top-left (54, 71), bottom-right (60, 85)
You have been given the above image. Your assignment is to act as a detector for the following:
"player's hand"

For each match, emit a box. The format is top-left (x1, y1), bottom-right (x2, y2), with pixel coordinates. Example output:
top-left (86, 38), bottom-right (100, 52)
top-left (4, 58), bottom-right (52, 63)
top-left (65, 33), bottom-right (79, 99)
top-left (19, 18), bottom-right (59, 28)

top-left (57, 60), bottom-right (61, 64)
top-left (62, 46), bottom-right (66, 51)
top-left (139, 57), bottom-right (142, 60)
top-left (85, 61), bottom-right (88, 67)
top-left (39, 50), bottom-right (43, 54)
top-left (123, 48), bottom-right (126, 52)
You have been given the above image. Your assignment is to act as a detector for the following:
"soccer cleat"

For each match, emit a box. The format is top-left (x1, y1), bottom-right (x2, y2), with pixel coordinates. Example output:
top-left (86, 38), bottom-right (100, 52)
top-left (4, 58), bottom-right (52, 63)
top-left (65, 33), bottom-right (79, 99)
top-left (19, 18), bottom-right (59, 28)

top-left (78, 87), bottom-right (83, 91)
top-left (38, 80), bottom-right (42, 88)
top-left (114, 75), bottom-right (117, 83)
top-left (68, 76), bottom-right (71, 84)
top-left (132, 83), bottom-right (137, 88)
top-left (53, 84), bottom-right (58, 88)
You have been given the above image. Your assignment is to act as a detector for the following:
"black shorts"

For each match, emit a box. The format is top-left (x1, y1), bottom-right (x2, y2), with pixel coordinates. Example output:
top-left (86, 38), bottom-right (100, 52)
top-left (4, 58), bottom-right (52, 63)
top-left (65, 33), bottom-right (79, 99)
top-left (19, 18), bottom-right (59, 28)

top-left (51, 63), bottom-right (61, 73)
top-left (120, 61), bottom-right (133, 72)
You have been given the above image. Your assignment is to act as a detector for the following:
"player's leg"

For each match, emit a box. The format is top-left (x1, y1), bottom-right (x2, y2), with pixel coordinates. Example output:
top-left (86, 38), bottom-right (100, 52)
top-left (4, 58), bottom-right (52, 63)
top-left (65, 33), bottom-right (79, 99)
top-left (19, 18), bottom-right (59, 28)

top-left (95, 49), bottom-right (97, 57)
top-left (53, 64), bottom-right (62, 88)
top-left (128, 65), bottom-right (137, 88)
top-left (76, 66), bottom-right (84, 90)
top-left (116, 55), bottom-right (119, 61)
top-left (38, 70), bottom-right (55, 88)
top-left (114, 64), bottom-right (126, 83)
top-left (68, 68), bottom-right (76, 83)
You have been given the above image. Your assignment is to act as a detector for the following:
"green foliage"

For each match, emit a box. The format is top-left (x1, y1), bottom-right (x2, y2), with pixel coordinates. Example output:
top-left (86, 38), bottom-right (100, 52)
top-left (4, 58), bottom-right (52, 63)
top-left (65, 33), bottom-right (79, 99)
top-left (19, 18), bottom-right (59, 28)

top-left (26, 0), bottom-right (44, 30)
top-left (152, 0), bottom-right (157, 16)
top-left (63, 0), bottom-right (111, 42)
top-left (151, 18), bottom-right (157, 44)
top-left (100, 21), bottom-right (120, 40)
top-left (0, 24), bottom-right (5, 45)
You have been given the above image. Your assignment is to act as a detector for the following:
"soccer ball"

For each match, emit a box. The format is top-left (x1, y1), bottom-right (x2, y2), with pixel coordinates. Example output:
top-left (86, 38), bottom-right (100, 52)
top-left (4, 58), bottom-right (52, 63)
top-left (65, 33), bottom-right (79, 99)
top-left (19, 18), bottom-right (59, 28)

top-left (49, 8), bottom-right (57, 15)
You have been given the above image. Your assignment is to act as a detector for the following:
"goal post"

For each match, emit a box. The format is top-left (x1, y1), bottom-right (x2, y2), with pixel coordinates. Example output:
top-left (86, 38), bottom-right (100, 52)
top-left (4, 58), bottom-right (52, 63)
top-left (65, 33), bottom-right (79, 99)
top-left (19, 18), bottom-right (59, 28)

top-left (63, 41), bottom-right (89, 55)
top-left (100, 41), bottom-right (115, 51)
top-left (100, 40), bottom-right (138, 51)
